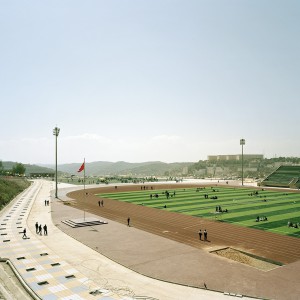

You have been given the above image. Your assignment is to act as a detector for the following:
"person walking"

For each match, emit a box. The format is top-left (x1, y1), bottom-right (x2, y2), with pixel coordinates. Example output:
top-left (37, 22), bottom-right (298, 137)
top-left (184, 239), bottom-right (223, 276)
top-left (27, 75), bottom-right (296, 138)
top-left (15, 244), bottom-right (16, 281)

top-left (22, 228), bottom-right (27, 239)
top-left (127, 217), bottom-right (130, 227)
top-left (38, 224), bottom-right (42, 235)
top-left (204, 229), bottom-right (207, 241)
top-left (35, 222), bottom-right (39, 233)
top-left (198, 229), bottom-right (202, 240)
top-left (43, 224), bottom-right (48, 235)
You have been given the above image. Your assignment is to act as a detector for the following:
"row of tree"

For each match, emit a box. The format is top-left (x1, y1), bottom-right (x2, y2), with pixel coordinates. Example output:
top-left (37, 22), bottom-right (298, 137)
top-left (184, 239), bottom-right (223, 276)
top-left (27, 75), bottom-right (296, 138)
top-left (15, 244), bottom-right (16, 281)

top-left (0, 161), bottom-right (26, 176)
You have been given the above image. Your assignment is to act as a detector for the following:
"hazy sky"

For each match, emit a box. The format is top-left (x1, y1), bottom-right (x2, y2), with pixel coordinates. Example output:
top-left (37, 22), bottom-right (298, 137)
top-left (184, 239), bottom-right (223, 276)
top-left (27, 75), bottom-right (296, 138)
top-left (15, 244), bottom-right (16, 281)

top-left (1, 0), bottom-right (299, 164)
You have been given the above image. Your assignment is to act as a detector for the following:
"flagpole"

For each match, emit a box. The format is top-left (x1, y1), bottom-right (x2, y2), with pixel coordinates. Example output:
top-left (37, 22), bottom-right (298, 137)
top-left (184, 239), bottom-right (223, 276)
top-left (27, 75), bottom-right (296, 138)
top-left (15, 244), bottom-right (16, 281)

top-left (77, 160), bottom-right (86, 221)
top-left (84, 158), bottom-right (86, 191)
top-left (84, 158), bottom-right (86, 221)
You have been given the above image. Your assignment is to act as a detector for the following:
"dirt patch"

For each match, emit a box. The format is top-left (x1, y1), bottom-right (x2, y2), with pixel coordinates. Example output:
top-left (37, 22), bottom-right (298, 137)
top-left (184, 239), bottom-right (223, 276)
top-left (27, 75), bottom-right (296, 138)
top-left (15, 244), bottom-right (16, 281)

top-left (212, 247), bottom-right (281, 271)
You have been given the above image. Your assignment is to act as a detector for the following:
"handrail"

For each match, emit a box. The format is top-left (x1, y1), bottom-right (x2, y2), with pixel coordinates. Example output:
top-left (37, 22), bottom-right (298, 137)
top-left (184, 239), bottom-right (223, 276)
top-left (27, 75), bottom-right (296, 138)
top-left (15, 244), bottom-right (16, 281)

top-left (5, 259), bottom-right (41, 300)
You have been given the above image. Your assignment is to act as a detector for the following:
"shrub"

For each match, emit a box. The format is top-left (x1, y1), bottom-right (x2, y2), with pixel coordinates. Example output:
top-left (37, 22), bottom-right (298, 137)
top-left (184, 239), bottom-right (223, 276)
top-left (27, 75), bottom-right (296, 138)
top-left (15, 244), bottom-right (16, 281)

top-left (0, 178), bottom-right (30, 208)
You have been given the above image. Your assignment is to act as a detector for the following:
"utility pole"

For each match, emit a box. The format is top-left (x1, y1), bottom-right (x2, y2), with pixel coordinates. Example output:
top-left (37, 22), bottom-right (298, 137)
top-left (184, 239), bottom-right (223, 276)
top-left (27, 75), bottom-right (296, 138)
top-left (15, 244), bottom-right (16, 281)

top-left (53, 127), bottom-right (60, 198)
top-left (240, 138), bottom-right (245, 186)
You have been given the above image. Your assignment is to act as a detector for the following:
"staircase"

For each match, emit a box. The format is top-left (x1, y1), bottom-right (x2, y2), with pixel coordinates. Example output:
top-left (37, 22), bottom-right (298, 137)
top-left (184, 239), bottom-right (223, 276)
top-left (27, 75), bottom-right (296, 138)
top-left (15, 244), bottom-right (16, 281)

top-left (61, 217), bottom-right (108, 228)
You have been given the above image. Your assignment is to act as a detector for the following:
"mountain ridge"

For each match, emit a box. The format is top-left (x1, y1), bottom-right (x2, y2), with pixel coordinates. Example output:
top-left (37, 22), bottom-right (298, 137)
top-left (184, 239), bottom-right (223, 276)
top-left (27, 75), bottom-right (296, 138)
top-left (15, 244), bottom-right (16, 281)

top-left (54, 161), bottom-right (194, 176)
top-left (1, 160), bottom-right (194, 176)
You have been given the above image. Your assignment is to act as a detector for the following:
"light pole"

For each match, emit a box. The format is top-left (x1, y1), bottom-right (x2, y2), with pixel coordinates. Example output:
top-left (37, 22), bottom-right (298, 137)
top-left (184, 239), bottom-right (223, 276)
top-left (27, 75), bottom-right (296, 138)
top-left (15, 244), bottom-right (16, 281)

top-left (240, 138), bottom-right (245, 186)
top-left (53, 127), bottom-right (60, 198)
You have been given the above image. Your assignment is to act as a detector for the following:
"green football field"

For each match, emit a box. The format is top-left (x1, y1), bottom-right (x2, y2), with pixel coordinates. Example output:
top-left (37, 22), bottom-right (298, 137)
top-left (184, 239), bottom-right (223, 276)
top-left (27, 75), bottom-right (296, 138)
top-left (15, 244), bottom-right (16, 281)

top-left (97, 186), bottom-right (300, 237)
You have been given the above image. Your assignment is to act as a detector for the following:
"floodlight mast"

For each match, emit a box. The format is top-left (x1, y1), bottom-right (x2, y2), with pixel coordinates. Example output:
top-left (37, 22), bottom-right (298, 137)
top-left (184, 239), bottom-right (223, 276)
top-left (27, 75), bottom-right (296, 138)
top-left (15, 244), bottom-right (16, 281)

top-left (240, 139), bottom-right (245, 186)
top-left (53, 127), bottom-right (60, 198)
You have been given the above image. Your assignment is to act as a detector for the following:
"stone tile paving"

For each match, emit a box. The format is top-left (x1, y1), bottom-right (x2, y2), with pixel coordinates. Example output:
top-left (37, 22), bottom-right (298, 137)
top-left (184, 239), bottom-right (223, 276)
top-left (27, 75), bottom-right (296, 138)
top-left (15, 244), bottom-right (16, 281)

top-left (0, 181), bottom-right (131, 300)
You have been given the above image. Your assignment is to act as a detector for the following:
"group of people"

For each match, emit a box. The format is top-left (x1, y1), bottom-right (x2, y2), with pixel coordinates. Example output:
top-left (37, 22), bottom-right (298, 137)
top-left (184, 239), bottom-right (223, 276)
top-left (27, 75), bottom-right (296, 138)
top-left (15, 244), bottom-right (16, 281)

top-left (141, 186), bottom-right (154, 190)
top-left (248, 191), bottom-right (260, 197)
top-left (35, 222), bottom-right (48, 235)
top-left (44, 199), bottom-right (50, 206)
top-left (287, 221), bottom-right (299, 228)
top-left (150, 193), bottom-right (159, 199)
top-left (215, 205), bottom-right (228, 213)
top-left (98, 200), bottom-right (104, 207)
top-left (22, 222), bottom-right (48, 239)
top-left (203, 194), bottom-right (218, 200)
top-left (149, 190), bottom-right (177, 200)
top-left (198, 229), bottom-right (208, 241)
top-left (163, 190), bottom-right (176, 199)
top-left (256, 216), bottom-right (268, 222)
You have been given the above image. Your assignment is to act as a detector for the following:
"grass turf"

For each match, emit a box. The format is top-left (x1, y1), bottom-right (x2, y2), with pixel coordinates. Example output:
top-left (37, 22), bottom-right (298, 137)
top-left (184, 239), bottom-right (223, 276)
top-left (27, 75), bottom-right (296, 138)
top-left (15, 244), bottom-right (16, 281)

top-left (97, 186), bottom-right (300, 237)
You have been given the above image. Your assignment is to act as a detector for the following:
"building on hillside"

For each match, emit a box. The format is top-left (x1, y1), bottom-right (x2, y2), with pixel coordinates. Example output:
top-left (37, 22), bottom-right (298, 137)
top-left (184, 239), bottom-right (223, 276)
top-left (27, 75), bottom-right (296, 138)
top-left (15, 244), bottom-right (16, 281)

top-left (208, 154), bottom-right (263, 161)
top-left (206, 166), bottom-right (230, 176)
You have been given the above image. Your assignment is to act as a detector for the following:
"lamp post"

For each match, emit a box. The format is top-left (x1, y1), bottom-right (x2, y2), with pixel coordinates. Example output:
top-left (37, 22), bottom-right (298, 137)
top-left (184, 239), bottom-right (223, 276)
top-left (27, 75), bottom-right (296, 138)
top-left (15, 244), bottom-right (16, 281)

top-left (53, 127), bottom-right (60, 198)
top-left (240, 138), bottom-right (245, 186)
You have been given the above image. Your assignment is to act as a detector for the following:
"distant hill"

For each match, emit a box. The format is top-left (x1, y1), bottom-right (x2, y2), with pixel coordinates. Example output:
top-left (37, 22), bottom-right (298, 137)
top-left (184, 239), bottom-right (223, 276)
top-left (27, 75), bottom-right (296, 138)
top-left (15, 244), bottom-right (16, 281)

top-left (42, 161), bottom-right (194, 176)
top-left (1, 160), bottom-right (194, 177)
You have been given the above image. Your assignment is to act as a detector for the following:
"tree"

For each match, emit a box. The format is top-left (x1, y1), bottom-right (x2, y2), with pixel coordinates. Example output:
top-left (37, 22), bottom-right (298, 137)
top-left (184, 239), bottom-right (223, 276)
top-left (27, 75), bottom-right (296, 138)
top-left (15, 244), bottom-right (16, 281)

top-left (0, 160), bottom-right (3, 174)
top-left (12, 163), bottom-right (26, 176)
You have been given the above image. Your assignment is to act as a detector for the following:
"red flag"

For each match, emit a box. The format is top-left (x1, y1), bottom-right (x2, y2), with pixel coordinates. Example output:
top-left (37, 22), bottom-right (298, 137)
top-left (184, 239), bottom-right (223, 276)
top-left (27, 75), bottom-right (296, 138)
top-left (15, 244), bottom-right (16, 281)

top-left (78, 162), bottom-right (85, 173)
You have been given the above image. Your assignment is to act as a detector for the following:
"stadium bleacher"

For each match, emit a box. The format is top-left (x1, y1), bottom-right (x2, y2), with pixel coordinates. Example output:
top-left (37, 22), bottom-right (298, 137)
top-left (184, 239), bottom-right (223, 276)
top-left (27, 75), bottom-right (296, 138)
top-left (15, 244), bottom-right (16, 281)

top-left (260, 165), bottom-right (300, 188)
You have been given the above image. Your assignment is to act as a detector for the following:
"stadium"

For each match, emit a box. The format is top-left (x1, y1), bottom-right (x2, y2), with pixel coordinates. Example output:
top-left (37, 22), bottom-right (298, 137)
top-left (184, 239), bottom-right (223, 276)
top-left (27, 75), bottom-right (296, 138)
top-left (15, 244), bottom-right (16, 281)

top-left (1, 167), bottom-right (300, 299)
top-left (62, 168), bottom-right (300, 299)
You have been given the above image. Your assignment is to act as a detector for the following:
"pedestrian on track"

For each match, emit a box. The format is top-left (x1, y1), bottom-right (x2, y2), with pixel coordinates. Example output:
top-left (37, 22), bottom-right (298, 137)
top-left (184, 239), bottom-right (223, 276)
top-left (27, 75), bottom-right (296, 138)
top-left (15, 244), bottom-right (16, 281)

top-left (198, 229), bottom-right (202, 240)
